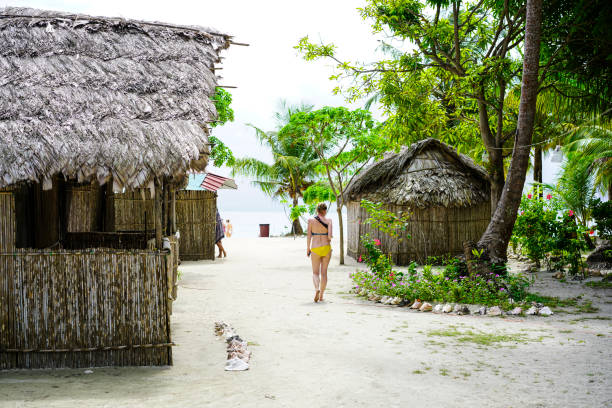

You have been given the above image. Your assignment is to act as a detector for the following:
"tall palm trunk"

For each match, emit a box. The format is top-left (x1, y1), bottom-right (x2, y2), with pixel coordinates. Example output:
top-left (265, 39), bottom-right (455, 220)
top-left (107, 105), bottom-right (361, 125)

top-left (476, 0), bottom-right (543, 263)
top-left (534, 146), bottom-right (543, 184)
top-left (291, 196), bottom-right (304, 235)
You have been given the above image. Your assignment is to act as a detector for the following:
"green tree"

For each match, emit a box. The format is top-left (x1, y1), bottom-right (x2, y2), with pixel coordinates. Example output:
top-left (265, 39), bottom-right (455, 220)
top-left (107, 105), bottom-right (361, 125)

top-left (295, 0), bottom-right (610, 264)
top-left (232, 102), bottom-right (318, 234)
top-left (209, 88), bottom-right (236, 167)
top-left (282, 107), bottom-right (386, 264)
top-left (564, 116), bottom-right (612, 199)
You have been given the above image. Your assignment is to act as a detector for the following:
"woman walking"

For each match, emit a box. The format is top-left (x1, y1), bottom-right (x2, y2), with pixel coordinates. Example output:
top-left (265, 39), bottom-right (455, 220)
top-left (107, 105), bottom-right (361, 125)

top-left (215, 209), bottom-right (227, 258)
top-left (307, 203), bottom-right (333, 302)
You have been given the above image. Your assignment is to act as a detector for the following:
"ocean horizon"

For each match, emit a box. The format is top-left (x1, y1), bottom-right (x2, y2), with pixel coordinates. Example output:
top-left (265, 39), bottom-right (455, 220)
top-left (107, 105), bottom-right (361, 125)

top-left (217, 209), bottom-right (346, 238)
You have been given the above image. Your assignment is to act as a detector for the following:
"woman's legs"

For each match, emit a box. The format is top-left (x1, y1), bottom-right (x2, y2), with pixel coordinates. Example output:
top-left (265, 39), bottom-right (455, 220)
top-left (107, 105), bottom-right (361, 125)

top-left (318, 252), bottom-right (332, 301)
top-left (311, 252), bottom-right (322, 301)
top-left (216, 240), bottom-right (227, 258)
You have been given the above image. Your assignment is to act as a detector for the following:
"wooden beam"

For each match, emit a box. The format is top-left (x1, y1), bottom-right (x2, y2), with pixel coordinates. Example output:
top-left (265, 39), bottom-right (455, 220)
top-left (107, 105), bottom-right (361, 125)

top-left (154, 178), bottom-right (162, 249)
top-left (170, 188), bottom-right (176, 234)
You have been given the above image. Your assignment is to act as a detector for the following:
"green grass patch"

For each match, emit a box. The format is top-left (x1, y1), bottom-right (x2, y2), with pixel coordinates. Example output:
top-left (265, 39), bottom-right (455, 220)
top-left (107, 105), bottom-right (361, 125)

top-left (585, 280), bottom-right (612, 289)
top-left (427, 328), bottom-right (530, 346)
top-left (413, 370), bottom-right (425, 374)
top-left (439, 368), bottom-right (449, 376)
top-left (523, 293), bottom-right (578, 308)
top-left (576, 301), bottom-right (599, 313)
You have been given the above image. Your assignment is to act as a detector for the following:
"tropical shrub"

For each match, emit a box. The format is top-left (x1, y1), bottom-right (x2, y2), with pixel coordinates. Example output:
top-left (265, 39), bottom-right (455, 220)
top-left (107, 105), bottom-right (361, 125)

top-left (591, 199), bottom-right (612, 240)
top-left (349, 262), bottom-right (531, 307)
top-left (512, 189), bottom-right (588, 275)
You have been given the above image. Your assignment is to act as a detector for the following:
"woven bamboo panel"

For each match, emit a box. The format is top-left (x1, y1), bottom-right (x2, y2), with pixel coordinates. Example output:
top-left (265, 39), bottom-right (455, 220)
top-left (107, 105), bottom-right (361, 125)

top-left (175, 190), bottom-right (216, 260)
top-left (66, 182), bottom-right (101, 232)
top-left (0, 189), bottom-right (15, 252)
top-left (109, 190), bottom-right (154, 232)
top-left (109, 190), bottom-right (216, 260)
top-left (0, 249), bottom-right (172, 369)
top-left (347, 201), bottom-right (491, 265)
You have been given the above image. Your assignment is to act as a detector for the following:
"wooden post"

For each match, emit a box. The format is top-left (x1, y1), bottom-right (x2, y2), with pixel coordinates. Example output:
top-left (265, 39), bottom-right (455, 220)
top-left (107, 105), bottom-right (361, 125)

top-left (170, 187), bottom-right (176, 234)
top-left (154, 178), bottom-right (162, 249)
top-left (162, 179), bottom-right (168, 236)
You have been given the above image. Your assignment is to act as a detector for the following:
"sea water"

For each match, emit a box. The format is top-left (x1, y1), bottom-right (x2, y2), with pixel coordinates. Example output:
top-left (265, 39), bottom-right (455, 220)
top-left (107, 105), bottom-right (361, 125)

top-left (217, 210), bottom-right (345, 238)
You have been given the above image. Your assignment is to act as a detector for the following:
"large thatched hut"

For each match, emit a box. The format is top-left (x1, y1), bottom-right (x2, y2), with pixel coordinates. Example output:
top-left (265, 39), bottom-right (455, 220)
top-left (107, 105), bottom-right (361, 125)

top-left (0, 7), bottom-right (233, 368)
top-left (345, 139), bottom-right (491, 265)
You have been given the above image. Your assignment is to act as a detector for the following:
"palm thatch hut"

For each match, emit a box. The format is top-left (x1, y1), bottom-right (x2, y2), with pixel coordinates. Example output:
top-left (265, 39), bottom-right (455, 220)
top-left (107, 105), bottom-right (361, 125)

top-left (344, 138), bottom-right (491, 265)
top-left (0, 7), bottom-right (233, 368)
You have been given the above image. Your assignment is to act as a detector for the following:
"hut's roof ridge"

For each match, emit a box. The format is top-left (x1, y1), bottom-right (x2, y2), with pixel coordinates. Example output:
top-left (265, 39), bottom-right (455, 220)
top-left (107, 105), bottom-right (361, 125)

top-left (0, 7), bottom-right (229, 39)
top-left (0, 7), bottom-right (230, 190)
top-left (344, 138), bottom-right (490, 208)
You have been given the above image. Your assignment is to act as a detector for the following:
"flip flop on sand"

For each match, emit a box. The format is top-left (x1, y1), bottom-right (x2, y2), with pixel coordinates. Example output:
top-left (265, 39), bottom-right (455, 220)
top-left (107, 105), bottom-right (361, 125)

top-left (314, 290), bottom-right (320, 303)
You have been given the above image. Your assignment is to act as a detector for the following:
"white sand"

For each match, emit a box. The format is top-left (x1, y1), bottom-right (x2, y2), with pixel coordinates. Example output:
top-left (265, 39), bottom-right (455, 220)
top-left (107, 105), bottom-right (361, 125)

top-left (1, 236), bottom-right (611, 407)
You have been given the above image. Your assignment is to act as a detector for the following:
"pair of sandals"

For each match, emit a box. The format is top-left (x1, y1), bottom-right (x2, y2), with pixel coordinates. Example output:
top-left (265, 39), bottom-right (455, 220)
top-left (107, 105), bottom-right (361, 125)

top-left (314, 290), bottom-right (324, 303)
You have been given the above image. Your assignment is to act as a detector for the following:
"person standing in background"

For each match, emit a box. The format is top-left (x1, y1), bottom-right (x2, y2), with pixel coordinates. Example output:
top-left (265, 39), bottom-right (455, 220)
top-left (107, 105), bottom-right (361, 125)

top-left (225, 219), bottom-right (233, 238)
top-left (215, 210), bottom-right (227, 258)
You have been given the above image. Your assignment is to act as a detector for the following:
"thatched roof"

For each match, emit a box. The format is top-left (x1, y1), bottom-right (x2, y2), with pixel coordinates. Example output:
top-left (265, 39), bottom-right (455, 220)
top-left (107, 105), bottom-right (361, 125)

top-left (344, 138), bottom-right (490, 208)
top-left (0, 7), bottom-right (231, 190)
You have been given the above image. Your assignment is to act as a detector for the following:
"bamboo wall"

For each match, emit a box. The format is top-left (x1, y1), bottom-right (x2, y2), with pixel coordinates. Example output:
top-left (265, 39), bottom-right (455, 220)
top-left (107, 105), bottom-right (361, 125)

top-left (108, 190), bottom-right (154, 232)
top-left (66, 182), bottom-right (102, 232)
top-left (109, 190), bottom-right (216, 261)
top-left (347, 200), bottom-right (491, 265)
top-left (0, 189), bottom-right (15, 252)
top-left (175, 190), bottom-right (216, 260)
top-left (63, 232), bottom-right (149, 250)
top-left (0, 249), bottom-right (172, 369)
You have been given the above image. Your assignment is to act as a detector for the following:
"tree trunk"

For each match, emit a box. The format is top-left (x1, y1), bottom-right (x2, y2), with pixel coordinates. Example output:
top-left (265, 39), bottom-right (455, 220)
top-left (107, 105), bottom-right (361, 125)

top-left (489, 149), bottom-right (506, 215)
top-left (608, 181), bottom-right (612, 202)
top-left (533, 146), bottom-right (543, 184)
top-left (337, 203), bottom-right (345, 265)
top-left (291, 196), bottom-right (303, 235)
top-left (477, 0), bottom-right (543, 264)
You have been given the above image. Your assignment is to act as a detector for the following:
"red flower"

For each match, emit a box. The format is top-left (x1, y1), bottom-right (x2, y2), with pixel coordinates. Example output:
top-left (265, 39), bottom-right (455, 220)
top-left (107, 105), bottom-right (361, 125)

top-left (527, 194), bottom-right (532, 199)
top-left (589, 230), bottom-right (594, 235)
top-left (374, 239), bottom-right (381, 246)
top-left (358, 255), bottom-right (363, 262)
top-left (546, 194), bottom-right (552, 200)
top-left (520, 211), bottom-right (524, 215)
top-left (568, 210), bottom-right (574, 217)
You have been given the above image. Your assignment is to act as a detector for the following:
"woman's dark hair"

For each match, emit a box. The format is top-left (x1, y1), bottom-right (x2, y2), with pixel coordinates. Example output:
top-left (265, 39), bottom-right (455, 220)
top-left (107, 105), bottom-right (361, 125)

top-left (317, 202), bottom-right (327, 214)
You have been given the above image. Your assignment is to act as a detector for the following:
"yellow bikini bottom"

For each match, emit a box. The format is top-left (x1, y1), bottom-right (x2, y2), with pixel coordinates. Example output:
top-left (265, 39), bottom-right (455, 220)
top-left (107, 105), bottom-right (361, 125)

top-left (311, 245), bottom-right (331, 257)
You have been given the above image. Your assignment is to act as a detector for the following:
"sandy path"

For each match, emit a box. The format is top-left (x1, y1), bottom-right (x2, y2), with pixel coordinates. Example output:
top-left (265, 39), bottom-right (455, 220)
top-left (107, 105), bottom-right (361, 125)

top-left (1, 236), bottom-right (611, 407)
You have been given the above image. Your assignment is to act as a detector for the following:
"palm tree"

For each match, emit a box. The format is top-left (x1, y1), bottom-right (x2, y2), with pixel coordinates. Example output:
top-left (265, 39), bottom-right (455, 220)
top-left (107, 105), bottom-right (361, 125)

top-left (564, 114), bottom-right (612, 199)
top-left (232, 101), bottom-right (318, 234)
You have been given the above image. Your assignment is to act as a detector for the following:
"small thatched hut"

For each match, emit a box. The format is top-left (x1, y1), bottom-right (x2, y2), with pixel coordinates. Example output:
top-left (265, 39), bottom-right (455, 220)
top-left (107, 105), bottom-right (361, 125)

top-left (0, 7), bottom-right (232, 368)
top-left (344, 138), bottom-right (491, 265)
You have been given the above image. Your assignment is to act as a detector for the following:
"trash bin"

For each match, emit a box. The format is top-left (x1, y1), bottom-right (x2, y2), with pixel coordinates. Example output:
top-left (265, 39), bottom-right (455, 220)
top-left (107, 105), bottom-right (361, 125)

top-left (259, 224), bottom-right (270, 237)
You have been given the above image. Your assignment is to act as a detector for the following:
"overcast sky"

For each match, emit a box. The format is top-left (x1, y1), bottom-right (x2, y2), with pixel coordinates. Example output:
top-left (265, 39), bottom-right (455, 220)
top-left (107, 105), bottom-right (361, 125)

top-left (4, 0), bottom-right (569, 211)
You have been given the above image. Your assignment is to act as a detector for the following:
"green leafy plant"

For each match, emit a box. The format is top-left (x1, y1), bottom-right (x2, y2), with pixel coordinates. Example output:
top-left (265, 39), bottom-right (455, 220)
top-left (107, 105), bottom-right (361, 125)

top-left (361, 199), bottom-right (410, 241)
top-left (209, 88), bottom-right (236, 167)
top-left (591, 199), bottom-right (612, 240)
top-left (512, 188), bottom-right (588, 275)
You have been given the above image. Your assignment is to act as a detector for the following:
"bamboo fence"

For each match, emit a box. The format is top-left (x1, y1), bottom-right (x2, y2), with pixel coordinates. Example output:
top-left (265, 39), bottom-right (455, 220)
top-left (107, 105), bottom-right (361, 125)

top-left (66, 182), bottom-right (102, 232)
top-left (64, 232), bottom-right (149, 250)
top-left (110, 190), bottom-right (216, 260)
top-left (175, 190), bottom-right (216, 260)
top-left (347, 201), bottom-right (491, 265)
top-left (0, 249), bottom-right (173, 369)
top-left (0, 189), bottom-right (15, 252)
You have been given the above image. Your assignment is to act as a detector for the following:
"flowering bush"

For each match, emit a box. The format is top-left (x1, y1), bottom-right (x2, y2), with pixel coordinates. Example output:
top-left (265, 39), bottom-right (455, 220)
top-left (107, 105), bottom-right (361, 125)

top-left (512, 188), bottom-right (587, 275)
top-left (350, 260), bottom-right (531, 306)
